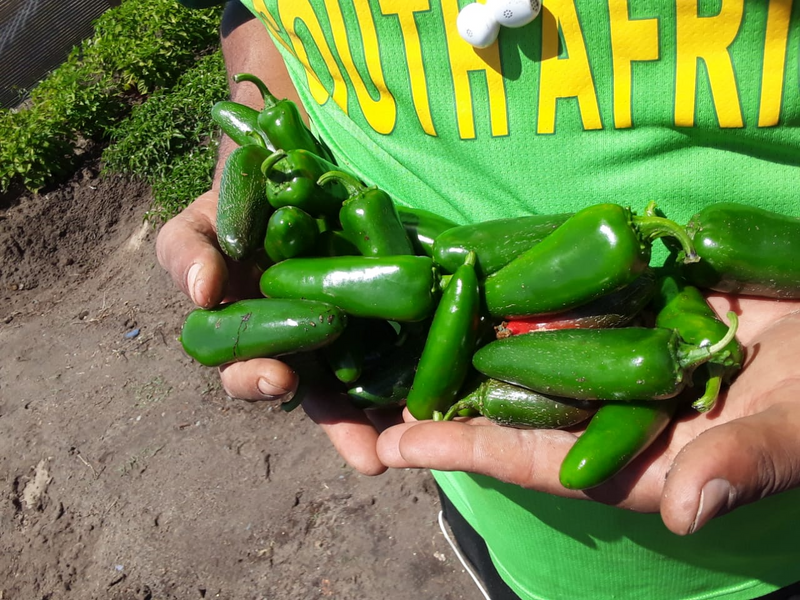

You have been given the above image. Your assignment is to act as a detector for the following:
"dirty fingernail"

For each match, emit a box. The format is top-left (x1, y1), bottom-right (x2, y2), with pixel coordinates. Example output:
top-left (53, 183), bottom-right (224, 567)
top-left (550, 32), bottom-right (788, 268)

top-left (187, 263), bottom-right (203, 305)
top-left (257, 377), bottom-right (290, 400)
top-left (690, 479), bottom-right (731, 534)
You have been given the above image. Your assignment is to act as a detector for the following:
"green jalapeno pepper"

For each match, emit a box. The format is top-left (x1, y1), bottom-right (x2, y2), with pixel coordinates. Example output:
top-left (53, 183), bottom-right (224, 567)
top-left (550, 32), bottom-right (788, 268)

top-left (433, 213), bottom-right (572, 278)
top-left (259, 255), bottom-right (439, 322)
top-left (216, 144), bottom-right (273, 261)
top-left (263, 206), bottom-right (320, 263)
top-left (680, 202), bottom-right (800, 298)
top-left (317, 170), bottom-right (415, 258)
top-left (261, 149), bottom-right (348, 217)
top-left (395, 206), bottom-right (459, 257)
top-left (437, 378), bottom-right (597, 429)
top-left (211, 101), bottom-right (272, 149)
top-left (180, 298), bottom-right (347, 367)
top-left (483, 203), bottom-right (697, 319)
top-left (651, 273), bottom-right (744, 412)
top-left (314, 229), bottom-right (361, 257)
top-left (406, 252), bottom-right (481, 420)
top-left (559, 399), bottom-right (679, 490)
top-left (495, 270), bottom-right (657, 337)
top-left (322, 318), bottom-right (368, 385)
top-left (473, 313), bottom-right (738, 401)
top-left (347, 323), bottom-right (429, 409)
top-left (233, 73), bottom-right (334, 161)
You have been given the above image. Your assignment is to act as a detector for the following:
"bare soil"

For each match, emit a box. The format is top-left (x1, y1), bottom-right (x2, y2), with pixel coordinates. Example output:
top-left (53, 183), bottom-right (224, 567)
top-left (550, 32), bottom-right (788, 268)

top-left (0, 158), bottom-right (480, 600)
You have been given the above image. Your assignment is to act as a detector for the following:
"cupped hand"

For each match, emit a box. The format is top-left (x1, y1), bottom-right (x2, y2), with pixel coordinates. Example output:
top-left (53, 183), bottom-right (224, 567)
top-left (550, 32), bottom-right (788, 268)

top-left (156, 191), bottom-right (391, 475)
top-left (376, 295), bottom-right (800, 534)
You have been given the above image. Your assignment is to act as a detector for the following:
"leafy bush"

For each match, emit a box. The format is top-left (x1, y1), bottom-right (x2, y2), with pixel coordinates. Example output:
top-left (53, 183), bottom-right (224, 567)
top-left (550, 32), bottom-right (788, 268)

top-left (102, 49), bottom-right (228, 221)
top-left (0, 0), bottom-right (222, 193)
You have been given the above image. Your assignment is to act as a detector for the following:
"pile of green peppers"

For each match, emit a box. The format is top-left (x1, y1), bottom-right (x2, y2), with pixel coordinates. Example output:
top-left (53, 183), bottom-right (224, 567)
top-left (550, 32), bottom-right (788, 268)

top-left (185, 78), bottom-right (800, 490)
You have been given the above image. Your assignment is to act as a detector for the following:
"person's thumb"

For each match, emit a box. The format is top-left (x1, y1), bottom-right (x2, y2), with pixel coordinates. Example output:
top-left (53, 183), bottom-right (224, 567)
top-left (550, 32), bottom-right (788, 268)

top-left (156, 191), bottom-right (228, 308)
top-left (661, 387), bottom-right (800, 535)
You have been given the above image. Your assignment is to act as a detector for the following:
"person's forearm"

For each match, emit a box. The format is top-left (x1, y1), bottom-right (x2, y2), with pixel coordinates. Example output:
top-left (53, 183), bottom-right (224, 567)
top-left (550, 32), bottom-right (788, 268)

top-left (212, 1), bottom-right (306, 189)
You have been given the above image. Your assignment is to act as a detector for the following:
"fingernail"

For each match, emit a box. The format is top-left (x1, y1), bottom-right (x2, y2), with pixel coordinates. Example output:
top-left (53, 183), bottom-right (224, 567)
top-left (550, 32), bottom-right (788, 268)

top-left (257, 377), bottom-right (290, 400)
top-left (187, 263), bottom-right (203, 305)
top-left (690, 479), bottom-right (732, 534)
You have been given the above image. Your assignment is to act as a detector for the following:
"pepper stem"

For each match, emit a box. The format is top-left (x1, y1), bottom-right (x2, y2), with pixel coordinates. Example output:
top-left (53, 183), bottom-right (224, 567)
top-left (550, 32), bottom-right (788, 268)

top-left (678, 311), bottom-right (739, 372)
top-left (317, 170), bottom-right (365, 197)
top-left (244, 130), bottom-right (267, 149)
top-left (441, 400), bottom-right (472, 421)
top-left (233, 72), bottom-right (278, 110)
top-left (692, 365), bottom-right (724, 413)
top-left (260, 149), bottom-right (287, 177)
top-left (633, 206), bottom-right (699, 264)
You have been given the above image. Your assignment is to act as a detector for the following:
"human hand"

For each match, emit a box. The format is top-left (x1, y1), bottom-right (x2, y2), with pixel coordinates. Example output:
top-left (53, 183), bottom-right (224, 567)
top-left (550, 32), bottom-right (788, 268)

top-left (376, 296), bottom-right (800, 534)
top-left (156, 191), bottom-right (391, 475)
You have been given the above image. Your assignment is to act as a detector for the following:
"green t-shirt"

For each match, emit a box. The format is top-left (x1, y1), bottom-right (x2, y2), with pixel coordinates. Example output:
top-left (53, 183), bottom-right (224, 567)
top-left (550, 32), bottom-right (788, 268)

top-left (237, 1), bottom-right (800, 598)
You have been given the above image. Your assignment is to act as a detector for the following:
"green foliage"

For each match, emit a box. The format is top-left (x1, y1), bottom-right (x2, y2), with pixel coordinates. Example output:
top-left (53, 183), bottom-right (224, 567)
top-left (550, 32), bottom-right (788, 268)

top-left (102, 50), bottom-right (228, 222)
top-left (0, 0), bottom-right (222, 193)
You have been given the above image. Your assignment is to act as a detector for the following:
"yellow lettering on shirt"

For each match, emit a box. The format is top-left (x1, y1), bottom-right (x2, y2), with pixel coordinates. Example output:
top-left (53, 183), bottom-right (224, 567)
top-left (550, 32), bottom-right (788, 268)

top-left (608, 0), bottom-right (659, 129)
top-left (441, 0), bottom-right (508, 139)
top-left (758, 0), bottom-right (792, 127)
top-left (277, 0), bottom-right (348, 110)
top-left (324, 1), bottom-right (397, 134)
top-left (379, 0), bottom-right (437, 136)
top-left (538, 0), bottom-right (603, 134)
top-left (675, 0), bottom-right (744, 128)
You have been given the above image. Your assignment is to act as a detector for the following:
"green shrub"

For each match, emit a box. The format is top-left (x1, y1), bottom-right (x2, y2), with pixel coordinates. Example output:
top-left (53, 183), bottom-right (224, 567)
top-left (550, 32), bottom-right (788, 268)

top-left (0, 0), bottom-right (222, 193)
top-left (102, 49), bottom-right (228, 221)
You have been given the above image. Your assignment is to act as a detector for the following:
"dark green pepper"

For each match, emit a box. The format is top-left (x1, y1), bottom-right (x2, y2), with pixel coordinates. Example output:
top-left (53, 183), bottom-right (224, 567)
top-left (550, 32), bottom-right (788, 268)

top-left (314, 229), bottom-right (361, 257)
top-left (233, 72), bottom-right (334, 161)
top-left (216, 144), bottom-right (273, 261)
top-left (263, 206), bottom-right (320, 263)
top-left (406, 252), bottom-right (481, 420)
top-left (259, 255), bottom-right (439, 322)
top-left (318, 170), bottom-right (415, 258)
top-left (680, 202), bottom-right (800, 298)
top-left (483, 203), bottom-right (697, 319)
top-left (322, 318), bottom-right (368, 385)
top-left (433, 213), bottom-right (571, 278)
top-left (559, 399), bottom-right (679, 490)
top-left (261, 149), bottom-right (348, 217)
top-left (438, 378), bottom-right (597, 429)
top-left (472, 314), bottom-right (738, 401)
top-left (652, 273), bottom-right (744, 412)
top-left (495, 269), bottom-right (657, 336)
top-left (395, 206), bottom-right (459, 257)
top-left (211, 101), bottom-right (272, 148)
top-left (347, 323), bottom-right (428, 409)
top-left (180, 298), bottom-right (347, 367)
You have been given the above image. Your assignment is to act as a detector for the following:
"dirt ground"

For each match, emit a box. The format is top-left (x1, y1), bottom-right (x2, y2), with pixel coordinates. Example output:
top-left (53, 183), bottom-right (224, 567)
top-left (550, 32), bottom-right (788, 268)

top-left (0, 156), bottom-right (481, 600)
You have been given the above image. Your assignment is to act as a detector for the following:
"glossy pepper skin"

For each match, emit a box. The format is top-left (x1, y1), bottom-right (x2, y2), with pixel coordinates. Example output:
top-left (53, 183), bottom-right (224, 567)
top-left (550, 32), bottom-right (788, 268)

top-left (261, 149), bottom-right (348, 217)
top-left (495, 269), bottom-right (657, 337)
top-left (438, 378), bottom-right (597, 429)
top-left (559, 399), bottom-right (678, 490)
top-left (394, 206), bottom-right (459, 257)
top-left (652, 273), bottom-right (744, 412)
top-left (483, 203), bottom-right (697, 319)
top-left (211, 101), bottom-right (272, 148)
top-left (216, 144), bottom-right (273, 261)
top-left (259, 255), bottom-right (439, 322)
top-left (433, 213), bottom-right (571, 278)
top-left (406, 252), bottom-right (481, 420)
top-left (263, 206), bottom-right (320, 263)
top-left (472, 315), bottom-right (738, 401)
top-left (180, 298), bottom-right (347, 367)
top-left (233, 73), bottom-right (334, 162)
top-left (318, 170), bottom-right (415, 258)
top-left (680, 203), bottom-right (800, 298)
